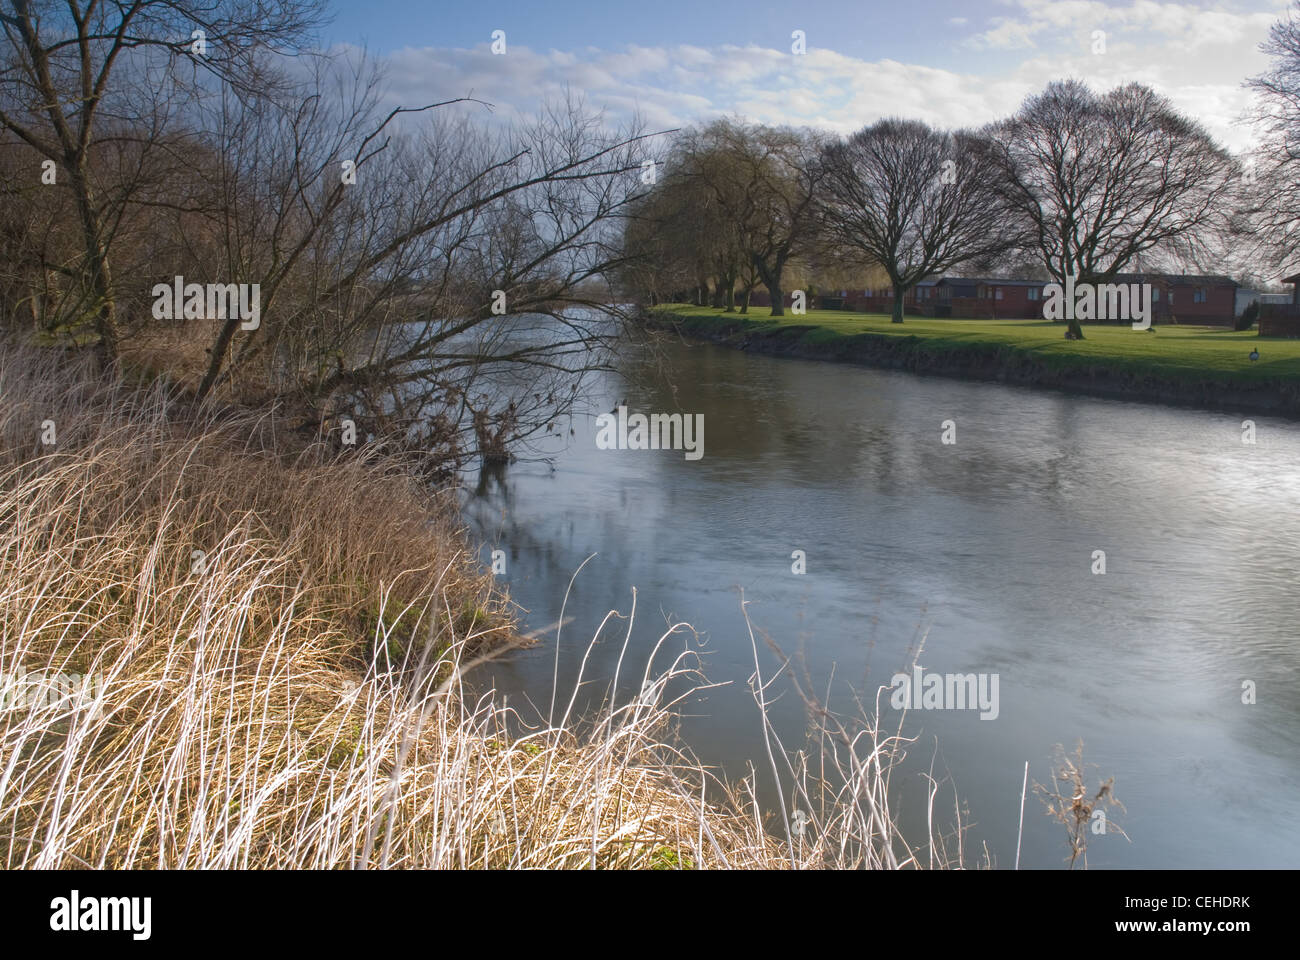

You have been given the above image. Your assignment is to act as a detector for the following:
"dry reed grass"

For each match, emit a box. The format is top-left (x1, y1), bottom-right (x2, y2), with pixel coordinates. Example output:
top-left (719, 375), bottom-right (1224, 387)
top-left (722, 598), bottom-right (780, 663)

top-left (0, 346), bottom-right (962, 868)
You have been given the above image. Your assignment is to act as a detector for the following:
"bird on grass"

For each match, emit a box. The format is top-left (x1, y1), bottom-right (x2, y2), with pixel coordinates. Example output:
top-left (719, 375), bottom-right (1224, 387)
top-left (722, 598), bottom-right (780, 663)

top-left (1249, 348), bottom-right (1260, 362)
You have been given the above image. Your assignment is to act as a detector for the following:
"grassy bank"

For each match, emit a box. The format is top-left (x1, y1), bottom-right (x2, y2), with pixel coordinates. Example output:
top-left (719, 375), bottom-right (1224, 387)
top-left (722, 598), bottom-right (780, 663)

top-left (652, 304), bottom-right (1300, 415)
top-left (0, 346), bottom-right (954, 869)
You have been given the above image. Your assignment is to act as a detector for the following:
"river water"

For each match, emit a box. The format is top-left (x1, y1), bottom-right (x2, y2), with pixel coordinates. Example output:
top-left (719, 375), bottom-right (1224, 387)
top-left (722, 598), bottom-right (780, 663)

top-left (461, 335), bottom-right (1300, 869)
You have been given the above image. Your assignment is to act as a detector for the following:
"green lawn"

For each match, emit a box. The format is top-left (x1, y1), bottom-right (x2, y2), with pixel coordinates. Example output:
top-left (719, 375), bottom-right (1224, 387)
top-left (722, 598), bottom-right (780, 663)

top-left (655, 304), bottom-right (1300, 384)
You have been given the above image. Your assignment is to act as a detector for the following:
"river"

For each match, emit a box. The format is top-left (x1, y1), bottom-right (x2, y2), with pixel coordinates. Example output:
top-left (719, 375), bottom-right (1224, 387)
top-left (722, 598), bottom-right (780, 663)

top-left (461, 334), bottom-right (1300, 869)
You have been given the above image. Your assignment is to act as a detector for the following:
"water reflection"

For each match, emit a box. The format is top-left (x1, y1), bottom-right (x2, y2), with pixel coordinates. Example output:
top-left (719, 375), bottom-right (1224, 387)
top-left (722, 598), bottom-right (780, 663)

top-left (462, 337), bottom-right (1300, 868)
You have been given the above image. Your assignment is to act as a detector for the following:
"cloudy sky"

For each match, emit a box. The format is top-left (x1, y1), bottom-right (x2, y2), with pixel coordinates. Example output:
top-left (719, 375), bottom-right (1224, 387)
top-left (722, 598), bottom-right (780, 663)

top-left (325, 0), bottom-right (1295, 153)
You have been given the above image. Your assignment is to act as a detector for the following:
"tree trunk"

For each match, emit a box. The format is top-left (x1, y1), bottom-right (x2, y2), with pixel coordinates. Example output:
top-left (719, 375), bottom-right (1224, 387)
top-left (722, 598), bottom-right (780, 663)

top-left (70, 171), bottom-right (119, 359)
top-left (1061, 263), bottom-right (1085, 339)
top-left (754, 254), bottom-right (788, 317)
top-left (892, 282), bottom-right (905, 323)
top-left (740, 285), bottom-right (752, 314)
top-left (197, 315), bottom-right (244, 399)
top-left (767, 281), bottom-right (784, 317)
top-left (717, 273), bottom-right (738, 310)
top-left (90, 256), bottom-right (118, 359)
top-left (696, 267), bottom-right (711, 307)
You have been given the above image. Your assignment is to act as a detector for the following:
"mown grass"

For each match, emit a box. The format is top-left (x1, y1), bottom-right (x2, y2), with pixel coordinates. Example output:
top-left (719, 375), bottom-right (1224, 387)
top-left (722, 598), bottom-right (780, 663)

top-left (657, 304), bottom-right (1300, 384)
top-left (0, 345), bottom-right (964, 869)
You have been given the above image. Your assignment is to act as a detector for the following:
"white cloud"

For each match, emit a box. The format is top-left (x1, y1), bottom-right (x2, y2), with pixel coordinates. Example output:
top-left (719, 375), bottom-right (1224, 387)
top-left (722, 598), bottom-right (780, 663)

top-left (966, 18), bottom-right (1049, 49)
top-left (965, 0), bottom-right (1284, 55)
top-left (356, 4), bottom-right (1286, 154)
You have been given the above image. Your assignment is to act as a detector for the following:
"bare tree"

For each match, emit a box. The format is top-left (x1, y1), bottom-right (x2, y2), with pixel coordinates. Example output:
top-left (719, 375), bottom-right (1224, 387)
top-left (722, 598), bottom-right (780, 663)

top-left (0, 9), bottom-right (661, 468)
top-left (183, 63), bottom-right (658, 465)
top-left (1246, 1), bottom-right (1300, 275)
top-left (616, 131), bottom-right (751, 310)
top-left (678, 119), bottom-right (825, 317)
top-left (615, 178), bottom-right (701, 307)
top-left (0, 0), bottom-right (327, 360)
top-left (819, 118), bottom-right (1022, 323)
top-left (989, 80), bottom-right (1236, 338)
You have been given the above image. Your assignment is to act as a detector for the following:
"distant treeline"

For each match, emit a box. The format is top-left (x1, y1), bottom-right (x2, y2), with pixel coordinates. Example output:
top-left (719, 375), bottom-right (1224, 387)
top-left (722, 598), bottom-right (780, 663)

top-left (617, 11), bottom-right (1300, 341)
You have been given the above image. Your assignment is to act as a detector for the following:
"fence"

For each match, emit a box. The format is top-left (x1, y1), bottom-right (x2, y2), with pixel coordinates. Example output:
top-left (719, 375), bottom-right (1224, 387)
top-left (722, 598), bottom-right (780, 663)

top-left (1259, 303), bottom-right (1300, 337)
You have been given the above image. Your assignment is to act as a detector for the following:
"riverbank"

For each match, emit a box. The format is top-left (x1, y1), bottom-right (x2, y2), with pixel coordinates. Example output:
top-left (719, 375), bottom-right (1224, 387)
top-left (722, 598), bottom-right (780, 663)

top-left (648, 305), bottom-right (1300, 417)
top-left (0, 344), bottom-right (941, 869)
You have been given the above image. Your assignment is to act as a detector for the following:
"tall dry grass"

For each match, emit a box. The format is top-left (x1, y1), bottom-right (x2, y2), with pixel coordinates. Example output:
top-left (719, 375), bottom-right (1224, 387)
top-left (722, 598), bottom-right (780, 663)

top-left (0, 346), bottom-right (964, 868)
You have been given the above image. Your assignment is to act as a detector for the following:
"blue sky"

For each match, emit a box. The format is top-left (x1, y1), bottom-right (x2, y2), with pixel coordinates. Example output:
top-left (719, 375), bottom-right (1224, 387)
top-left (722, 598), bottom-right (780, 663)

top-left (322, 0), bottom-right (1296, 151)
top-left (328, 1), bottom-right (983, 67)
